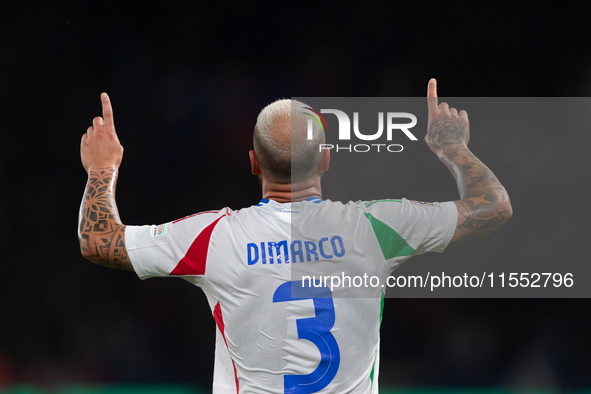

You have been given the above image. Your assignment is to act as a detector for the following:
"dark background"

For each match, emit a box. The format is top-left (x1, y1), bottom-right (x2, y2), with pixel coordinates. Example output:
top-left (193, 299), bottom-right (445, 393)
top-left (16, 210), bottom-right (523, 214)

top-left (1, 1), bottom-right (591, 390)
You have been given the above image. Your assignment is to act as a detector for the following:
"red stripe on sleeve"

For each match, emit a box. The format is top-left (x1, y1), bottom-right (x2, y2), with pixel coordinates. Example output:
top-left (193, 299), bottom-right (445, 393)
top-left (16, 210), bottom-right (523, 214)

top-left (170, 215), bottom-right (225, 276)
top-left (173, 210), bottom-right (221, 224)
top-left (213, 302), bottom-right (240, 394)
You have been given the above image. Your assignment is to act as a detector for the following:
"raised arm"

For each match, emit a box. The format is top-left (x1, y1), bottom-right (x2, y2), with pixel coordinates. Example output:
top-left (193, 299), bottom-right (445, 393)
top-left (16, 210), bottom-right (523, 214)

top-left (78, 93), bottom-right (133, 271)
top-left (426, 79), bottom-right (512, 247)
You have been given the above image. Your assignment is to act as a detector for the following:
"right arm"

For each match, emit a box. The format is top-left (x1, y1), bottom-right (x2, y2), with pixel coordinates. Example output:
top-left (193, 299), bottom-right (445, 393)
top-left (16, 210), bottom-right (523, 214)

top-left (78, 93), bottom-right (133, 271)
top-left (426, 79), bottom-right (513, 247)
top-left (79, 167), bottom-right (132, 270)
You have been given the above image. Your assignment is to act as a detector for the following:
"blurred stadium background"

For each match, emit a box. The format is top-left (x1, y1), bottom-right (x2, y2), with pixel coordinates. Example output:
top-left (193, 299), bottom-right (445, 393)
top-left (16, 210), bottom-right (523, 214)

top-left (1, 2), bottom-right (591, 393)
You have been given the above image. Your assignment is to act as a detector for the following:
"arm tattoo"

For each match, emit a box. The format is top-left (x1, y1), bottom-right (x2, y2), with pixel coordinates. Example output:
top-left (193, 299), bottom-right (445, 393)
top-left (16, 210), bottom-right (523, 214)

top-left (452, 199), bottom-right (511, 246)
top-left (78, 168), bottom-right (132, 270)
top-left (427, 118), bottom-right (469, 149)
top-left (440, 145), bottom-right (511, 247)
top-left (442, 145), bottom-right (503, 200)
top-left (427, 116), bottom-right (512, 247)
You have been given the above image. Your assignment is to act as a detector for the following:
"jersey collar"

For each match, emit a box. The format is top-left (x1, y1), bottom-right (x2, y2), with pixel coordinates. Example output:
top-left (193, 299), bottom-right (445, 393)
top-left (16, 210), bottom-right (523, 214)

top-left (256, 196), bottom-right (323, 206)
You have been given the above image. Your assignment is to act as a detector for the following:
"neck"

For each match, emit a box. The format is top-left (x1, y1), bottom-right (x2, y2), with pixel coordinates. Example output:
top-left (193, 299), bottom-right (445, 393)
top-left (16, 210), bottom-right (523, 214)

top-left (261, 176), bottom-right (322, 203)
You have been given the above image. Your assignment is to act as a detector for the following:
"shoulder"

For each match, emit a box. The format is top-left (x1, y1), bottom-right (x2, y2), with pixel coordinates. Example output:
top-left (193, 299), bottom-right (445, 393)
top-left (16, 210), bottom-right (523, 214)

top-left (173, 207), bottom-right (235, 223)
top-left (337, 198), bottom-right (405, 218)
top-left (358, 198), bottom-right (450, 215)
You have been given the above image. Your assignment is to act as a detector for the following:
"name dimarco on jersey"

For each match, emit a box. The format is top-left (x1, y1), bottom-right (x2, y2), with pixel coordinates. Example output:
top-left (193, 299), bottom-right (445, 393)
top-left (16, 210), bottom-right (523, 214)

top-left (247, 235), bottom-right (345, 265)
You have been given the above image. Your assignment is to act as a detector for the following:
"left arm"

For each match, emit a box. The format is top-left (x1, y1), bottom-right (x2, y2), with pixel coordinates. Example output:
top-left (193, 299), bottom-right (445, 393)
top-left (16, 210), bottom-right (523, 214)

top-left (425, 79), bottom-right (512, 247)
top-left (77, 93), bottom-right (133, 271)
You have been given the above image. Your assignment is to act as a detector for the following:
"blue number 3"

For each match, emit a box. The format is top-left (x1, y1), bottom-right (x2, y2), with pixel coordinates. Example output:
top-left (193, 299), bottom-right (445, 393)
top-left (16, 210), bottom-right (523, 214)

top-left (273, 280), bottom-right (341, 394)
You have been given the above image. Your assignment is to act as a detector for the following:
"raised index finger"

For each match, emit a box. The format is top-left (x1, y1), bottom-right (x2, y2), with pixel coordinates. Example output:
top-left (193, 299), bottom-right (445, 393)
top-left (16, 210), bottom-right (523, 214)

top-left (101, 92), bottom-right (114, 129)
top-left (427, 78), bottom-right (438, 118)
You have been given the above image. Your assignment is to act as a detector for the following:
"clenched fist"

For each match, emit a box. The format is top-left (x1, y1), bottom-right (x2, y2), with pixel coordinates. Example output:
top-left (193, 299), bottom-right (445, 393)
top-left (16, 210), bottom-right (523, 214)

top-left (81, 93), bottom-right (124, 173)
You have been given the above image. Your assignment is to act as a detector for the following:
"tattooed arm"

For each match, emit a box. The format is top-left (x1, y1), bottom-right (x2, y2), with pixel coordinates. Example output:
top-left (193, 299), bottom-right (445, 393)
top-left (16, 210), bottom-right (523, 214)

top-left (78, 93), bottom-right (132, 271)
top-left (426, 79), bottom-right (513, 247)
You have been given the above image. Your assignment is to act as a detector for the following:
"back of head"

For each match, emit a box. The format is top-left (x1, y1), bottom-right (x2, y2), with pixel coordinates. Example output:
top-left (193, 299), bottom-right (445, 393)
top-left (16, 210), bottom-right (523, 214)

top-left (253, 99), bottom-right (325, 184)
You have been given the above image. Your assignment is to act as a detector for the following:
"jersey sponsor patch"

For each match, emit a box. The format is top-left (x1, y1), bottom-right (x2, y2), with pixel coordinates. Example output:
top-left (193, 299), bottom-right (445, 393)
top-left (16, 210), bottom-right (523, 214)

top-left (153, 223), bottom-right (168, 237)
top-left (408, 200), bottom-right (440, 207)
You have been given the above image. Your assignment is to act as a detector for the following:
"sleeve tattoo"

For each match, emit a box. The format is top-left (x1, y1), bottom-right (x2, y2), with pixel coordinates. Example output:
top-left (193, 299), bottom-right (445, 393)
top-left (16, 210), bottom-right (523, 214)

top-left (429, 118), bottom-right (512, 246)
top-left (78, 168), bottom-right (133, 271)
top-left (449, 147), bottom-right (511, 245)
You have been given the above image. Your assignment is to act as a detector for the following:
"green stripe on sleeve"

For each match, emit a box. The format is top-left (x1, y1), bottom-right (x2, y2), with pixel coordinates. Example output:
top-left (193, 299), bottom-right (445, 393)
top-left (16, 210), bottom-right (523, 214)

top-left (365, 213), bottom-right (415, 259)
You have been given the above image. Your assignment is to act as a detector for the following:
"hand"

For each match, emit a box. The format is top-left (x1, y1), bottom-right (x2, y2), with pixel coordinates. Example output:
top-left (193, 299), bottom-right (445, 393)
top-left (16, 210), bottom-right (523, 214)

top-left (426, 79), bottom-right (470, 156)
top-left (81, 93), bottom-right (124, 173)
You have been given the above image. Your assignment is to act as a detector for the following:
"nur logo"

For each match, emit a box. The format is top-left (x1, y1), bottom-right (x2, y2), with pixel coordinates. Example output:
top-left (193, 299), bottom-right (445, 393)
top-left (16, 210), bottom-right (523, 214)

top-left (303, 108), bottom-right (418, 153)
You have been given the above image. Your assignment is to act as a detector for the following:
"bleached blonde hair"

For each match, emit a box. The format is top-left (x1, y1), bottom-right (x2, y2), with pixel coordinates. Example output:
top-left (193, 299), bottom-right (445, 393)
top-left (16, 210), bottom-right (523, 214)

top-left (253, 99), bottom-right (325, 184)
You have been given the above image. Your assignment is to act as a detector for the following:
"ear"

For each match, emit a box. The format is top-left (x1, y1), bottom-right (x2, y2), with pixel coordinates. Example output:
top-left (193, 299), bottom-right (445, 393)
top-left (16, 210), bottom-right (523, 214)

top-left (249, 150), bottom-right (261, 175)
top-left (320, 148), bottom-right (330, 171)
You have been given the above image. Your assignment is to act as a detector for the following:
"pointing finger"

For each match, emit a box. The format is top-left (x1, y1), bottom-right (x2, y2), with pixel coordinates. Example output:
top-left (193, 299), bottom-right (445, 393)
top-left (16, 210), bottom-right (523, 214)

top-left (427, 78), bottom-right (438, 116)
top-left (101, 93), bottom-right (114, 130)
top-left (427, 78), bottom-right (437, 98)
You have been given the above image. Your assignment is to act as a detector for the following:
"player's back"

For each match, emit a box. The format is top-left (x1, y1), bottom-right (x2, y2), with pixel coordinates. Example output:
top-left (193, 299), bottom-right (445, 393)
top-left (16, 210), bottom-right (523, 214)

top-left (126, 197), bottom-right (456, 393)
top-left (201, 198), bottom-right (383, 393)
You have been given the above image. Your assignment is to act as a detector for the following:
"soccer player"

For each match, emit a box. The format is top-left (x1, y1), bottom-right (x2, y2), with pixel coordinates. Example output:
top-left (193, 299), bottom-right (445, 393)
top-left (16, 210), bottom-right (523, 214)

top-left (78, 79), bottom-right (512, 393)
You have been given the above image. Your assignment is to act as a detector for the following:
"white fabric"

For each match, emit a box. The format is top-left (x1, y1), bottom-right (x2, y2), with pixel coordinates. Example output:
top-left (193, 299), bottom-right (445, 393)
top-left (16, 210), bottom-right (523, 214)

top-left (125, 198), bottom-right (457, 393)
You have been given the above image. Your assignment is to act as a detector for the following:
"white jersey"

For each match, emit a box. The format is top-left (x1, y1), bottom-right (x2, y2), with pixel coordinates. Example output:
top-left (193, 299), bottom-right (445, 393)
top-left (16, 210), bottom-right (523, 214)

top-left (125, 197), bottom-right (457, 394)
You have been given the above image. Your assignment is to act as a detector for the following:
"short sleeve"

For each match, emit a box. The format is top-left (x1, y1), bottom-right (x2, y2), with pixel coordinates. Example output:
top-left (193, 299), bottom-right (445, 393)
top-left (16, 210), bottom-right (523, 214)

top-left (361, 198), bottom-right (457, 259)
top-left (125, 209), bottom-right (230, 281)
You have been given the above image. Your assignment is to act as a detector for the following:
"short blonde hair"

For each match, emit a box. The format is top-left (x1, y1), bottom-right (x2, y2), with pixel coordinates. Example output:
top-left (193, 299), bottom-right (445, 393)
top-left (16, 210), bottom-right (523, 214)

top-left (253, 99), bottom-right (325, 184)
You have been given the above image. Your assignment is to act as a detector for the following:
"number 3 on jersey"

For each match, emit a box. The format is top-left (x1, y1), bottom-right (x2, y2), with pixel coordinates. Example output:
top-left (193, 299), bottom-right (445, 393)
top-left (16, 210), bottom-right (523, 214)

top-left (273, 280), bottom-right (341, 394)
